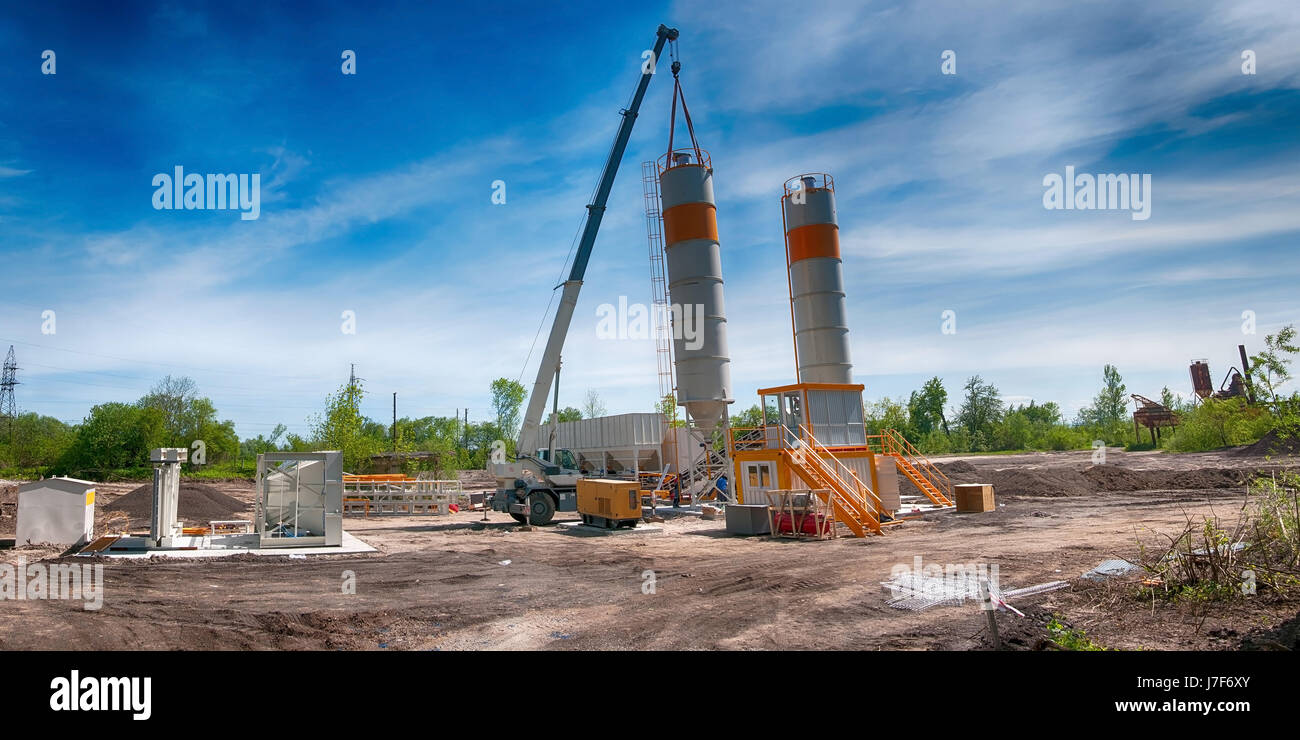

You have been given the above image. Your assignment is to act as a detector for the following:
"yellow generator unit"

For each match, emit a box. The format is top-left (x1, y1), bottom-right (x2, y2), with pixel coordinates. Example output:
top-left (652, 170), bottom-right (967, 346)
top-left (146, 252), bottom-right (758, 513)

top-left (577, 478), bottom-right (642, 529)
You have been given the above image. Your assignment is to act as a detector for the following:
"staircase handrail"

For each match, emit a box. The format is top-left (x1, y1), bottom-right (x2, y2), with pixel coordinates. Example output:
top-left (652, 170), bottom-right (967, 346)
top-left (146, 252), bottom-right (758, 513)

top-left (882, 428), bottom-right (952, 498)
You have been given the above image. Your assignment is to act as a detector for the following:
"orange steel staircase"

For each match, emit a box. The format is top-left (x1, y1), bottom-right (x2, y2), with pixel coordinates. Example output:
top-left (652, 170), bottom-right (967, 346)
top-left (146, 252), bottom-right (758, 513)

top-left (871, 429), bottom-right (954, 507)
top-left (780, 425), bottom-right (883, 537)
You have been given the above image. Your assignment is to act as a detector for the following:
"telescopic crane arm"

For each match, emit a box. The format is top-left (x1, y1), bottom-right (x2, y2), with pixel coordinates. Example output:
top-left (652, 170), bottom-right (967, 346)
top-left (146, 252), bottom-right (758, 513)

top-left (515, 24), bottom-right (679, 456)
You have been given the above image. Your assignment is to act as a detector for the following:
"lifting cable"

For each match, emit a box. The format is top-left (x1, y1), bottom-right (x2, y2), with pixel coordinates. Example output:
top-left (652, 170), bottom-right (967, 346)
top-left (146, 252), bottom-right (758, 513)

top-left (665, 41), bottom-right (703, 166)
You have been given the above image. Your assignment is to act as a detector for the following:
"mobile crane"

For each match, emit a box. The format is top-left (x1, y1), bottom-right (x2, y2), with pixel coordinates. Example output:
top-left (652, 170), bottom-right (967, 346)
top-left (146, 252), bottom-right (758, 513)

top-left (488, 24), bottom-right (679, 525)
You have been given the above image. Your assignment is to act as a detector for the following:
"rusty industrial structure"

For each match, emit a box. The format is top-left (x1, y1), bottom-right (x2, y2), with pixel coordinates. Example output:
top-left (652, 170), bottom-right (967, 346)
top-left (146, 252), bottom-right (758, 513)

top-left (1130, 394), bottom-right (1180, 444)
top-left (1190, 344), bottom-right (1256, 403)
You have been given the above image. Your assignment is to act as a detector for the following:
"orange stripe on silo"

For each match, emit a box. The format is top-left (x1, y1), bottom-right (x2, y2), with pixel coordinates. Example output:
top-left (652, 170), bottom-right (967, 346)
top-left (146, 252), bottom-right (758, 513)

top-left (663, 202), bottom-right (718, 244)
top-left (786, 223), bottom-right (840, 263)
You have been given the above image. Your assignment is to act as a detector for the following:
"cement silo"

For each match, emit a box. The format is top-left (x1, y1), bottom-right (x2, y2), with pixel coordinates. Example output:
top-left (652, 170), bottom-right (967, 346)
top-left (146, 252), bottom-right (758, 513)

top-left (659, 149), bottom-right (733, 433)
top-left (782, 173), bottom-right (852, 385)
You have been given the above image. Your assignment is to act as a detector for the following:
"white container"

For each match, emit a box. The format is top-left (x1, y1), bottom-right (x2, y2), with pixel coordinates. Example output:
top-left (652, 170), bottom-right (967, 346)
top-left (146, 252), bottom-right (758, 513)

top-left (16, 477), bottom-right (96, 546)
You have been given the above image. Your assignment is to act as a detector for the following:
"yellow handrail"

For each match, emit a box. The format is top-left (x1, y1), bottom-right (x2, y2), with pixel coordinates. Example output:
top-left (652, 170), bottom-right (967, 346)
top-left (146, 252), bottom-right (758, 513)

top-left (797, 424), bottom-right (884, 516)
top-left (873, 429), bottom-right (951, 498)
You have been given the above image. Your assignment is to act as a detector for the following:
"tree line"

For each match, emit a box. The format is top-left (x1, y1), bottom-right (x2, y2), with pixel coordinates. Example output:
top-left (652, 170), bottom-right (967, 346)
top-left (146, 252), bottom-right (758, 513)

top-left (729, 325), bottom-right (1298, 456)
top-left (2, 325), bottom-right (1294, 477)
top-left (0, 374), bottom-right (600, 480)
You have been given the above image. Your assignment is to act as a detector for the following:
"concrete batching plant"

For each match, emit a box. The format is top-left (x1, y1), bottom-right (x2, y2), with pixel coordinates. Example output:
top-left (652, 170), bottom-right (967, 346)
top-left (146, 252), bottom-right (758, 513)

top-left (726, 174), bottom-right (956, 537)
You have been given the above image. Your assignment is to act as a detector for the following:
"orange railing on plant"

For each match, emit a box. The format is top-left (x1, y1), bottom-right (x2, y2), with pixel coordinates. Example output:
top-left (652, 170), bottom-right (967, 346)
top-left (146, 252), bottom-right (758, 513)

top-left (797, 424), bottom-right (884, 517)
top-left (728, 426), bottom-right (769, 453)
top-left (877, 429), bottom-right (952, 501)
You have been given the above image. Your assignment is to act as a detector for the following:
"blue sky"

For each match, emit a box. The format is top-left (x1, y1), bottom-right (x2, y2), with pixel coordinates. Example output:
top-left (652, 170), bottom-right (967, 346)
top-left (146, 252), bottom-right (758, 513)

top-left (1, 0), bottom-right (1298, 439)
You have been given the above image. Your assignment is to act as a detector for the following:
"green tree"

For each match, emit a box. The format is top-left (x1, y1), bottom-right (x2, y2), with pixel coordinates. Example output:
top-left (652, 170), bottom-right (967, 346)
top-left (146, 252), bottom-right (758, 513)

top-left (240, 423), bottom-right (287, 458)
top-left (191, 399), bottom-right (239, 465)
top-left (956, 375), bottom-right (1004, 449)
top-left (582, 389), bottom-right (607, 419)
top-left (731, 404), bottom-right (763, 429)
top-left (137, 375), bottom-right (238, 464)
top-left (545, 407), bottom-right (583, 424)
top-left (1160, 386), bottom-right (1178, 411)
top-left (1164, 397), bottom-right (1273, 452)
top-left (490, 377), bottom-right (527, 442)
top-left (908, 377), bottom-right (949, 436)
top-left (865, 397), bottom-right (912, 438)
top-left (137, 375), bottom-right (199, 445)
top-left (0, 413), bottom-right (74, 470)
top-left (995, 409), bottom-right (1032, 450)
top-left (1250, 325), bottom-right (1298, 407)
top-left (310, 380), bottom-right (379, 471)
top-left (1078, 364), bottom-right (1129, 427)
top-left (56, 402), bottom-right (166, 476)
top-left (657, 393), bottom-right (684, 428)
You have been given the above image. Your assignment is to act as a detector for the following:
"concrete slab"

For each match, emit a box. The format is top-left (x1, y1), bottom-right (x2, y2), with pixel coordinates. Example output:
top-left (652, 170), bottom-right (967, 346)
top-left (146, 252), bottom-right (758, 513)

top-left (896, 495), bottom-right (956, 517)
top-left (647, 506), bottom-right (703, 518)
top-left (80, 530), bottom-right (376, 559)
top-left (555, 522), bottom-right (662, 537)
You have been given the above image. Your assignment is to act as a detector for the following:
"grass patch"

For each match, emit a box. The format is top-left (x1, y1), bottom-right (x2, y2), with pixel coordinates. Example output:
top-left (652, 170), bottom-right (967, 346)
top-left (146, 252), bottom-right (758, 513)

top-left (1046, 615), bottom-right (1107, 651)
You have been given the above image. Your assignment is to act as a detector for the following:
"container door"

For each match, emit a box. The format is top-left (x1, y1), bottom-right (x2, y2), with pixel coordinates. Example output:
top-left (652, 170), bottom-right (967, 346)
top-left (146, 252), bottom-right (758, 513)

top-left (741, 461), bottom-right (777, 505)
top-left (762, 394), bottom-right (781, 448)
top-left (781, 391), bottom-right (804, 445)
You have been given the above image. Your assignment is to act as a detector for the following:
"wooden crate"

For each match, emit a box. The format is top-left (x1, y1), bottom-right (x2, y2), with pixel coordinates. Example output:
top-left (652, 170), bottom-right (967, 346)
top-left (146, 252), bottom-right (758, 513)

top-left (954, 483), bottom-right (995, 512)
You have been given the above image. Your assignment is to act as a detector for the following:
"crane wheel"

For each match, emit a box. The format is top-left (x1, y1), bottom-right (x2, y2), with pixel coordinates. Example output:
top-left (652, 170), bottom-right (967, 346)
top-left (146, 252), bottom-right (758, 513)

top-left (527, 493), bottom-right (556, 526)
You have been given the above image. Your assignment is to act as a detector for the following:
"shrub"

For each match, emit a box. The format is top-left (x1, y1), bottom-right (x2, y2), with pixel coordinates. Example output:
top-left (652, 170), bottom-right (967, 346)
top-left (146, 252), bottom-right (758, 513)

top-left (1163, 398), bottom-right (1273, 452)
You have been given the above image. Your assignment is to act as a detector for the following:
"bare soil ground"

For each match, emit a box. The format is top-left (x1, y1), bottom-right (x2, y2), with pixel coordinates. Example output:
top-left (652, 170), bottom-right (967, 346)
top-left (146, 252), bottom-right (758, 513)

top-left (2, 447), bottom-right (1297, 650)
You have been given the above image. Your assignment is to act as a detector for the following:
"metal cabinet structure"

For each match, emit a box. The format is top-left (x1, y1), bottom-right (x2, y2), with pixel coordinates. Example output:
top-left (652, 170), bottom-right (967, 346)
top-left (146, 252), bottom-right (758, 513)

top-left (256, 451), bottom-right (343, 548)
top-left (16, 477), bottom-right (96, 547)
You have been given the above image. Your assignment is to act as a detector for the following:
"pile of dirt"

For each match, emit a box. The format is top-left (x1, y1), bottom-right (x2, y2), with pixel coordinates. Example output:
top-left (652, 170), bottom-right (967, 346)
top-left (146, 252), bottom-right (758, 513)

top-left (936, 460), bottom-right (977, 476)
top-left (1000, 465), bottom-right (1253, 497)
top-left (1231, 429), bottom-right (1300, 458)
top-left (1081, 465), bottom-right (1155, 491)
top-left (1158, 468), bottom-right (1249, 490)
top-left (985, 467), bottom-right (1093, 497)
top-left (978, 604), bottom-right (1061, 650)
top-left (104, 482), bottom-right (250, 528)
top-left (1239, 610), bottom-right (1300, 650)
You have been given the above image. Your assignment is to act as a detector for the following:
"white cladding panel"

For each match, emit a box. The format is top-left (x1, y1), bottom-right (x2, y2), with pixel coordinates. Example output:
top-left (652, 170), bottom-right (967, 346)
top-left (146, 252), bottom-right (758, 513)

top-left (16, 478), bottom-right (95, 546)
top-left (550, 413), bottom-right (666, 451)
top-left (807, 390), bottom-right (866, 446)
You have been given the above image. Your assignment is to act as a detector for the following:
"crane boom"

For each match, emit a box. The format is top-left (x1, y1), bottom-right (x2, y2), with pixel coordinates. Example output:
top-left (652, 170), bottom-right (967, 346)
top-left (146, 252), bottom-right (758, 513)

top-left (515, 23), bottom-right (678, 455)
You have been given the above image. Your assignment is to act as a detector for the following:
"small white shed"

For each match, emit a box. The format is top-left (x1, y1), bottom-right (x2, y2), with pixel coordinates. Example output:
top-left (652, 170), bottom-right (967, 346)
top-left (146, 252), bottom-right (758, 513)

top-left (16, 477), bottom-right (96, 546)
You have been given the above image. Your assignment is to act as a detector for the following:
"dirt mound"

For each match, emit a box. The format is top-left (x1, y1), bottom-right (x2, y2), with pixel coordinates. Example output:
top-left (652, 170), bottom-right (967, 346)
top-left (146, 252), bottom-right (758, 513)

top-left (978, 604), bottom-right (1061, 650)
top-left (1082, 465), bottom-right (1155, 491)
top-left (1240, 610), bottom-right (1300, 650)
top-left (986, 467), bottom-right (1093, 497)
top-left (1158, 468), bottom-right (1248, 490)
top-left (1077, 465), bottom-right (1249, 493)
top-left (1231, 429), bottom-right (1300, 458)
top-left (919, 460), bottom-right (1262, 498)
top-left (937, 460), bottom-right (977, 475)
top-left (105, 482), bottom-right (250, 528)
